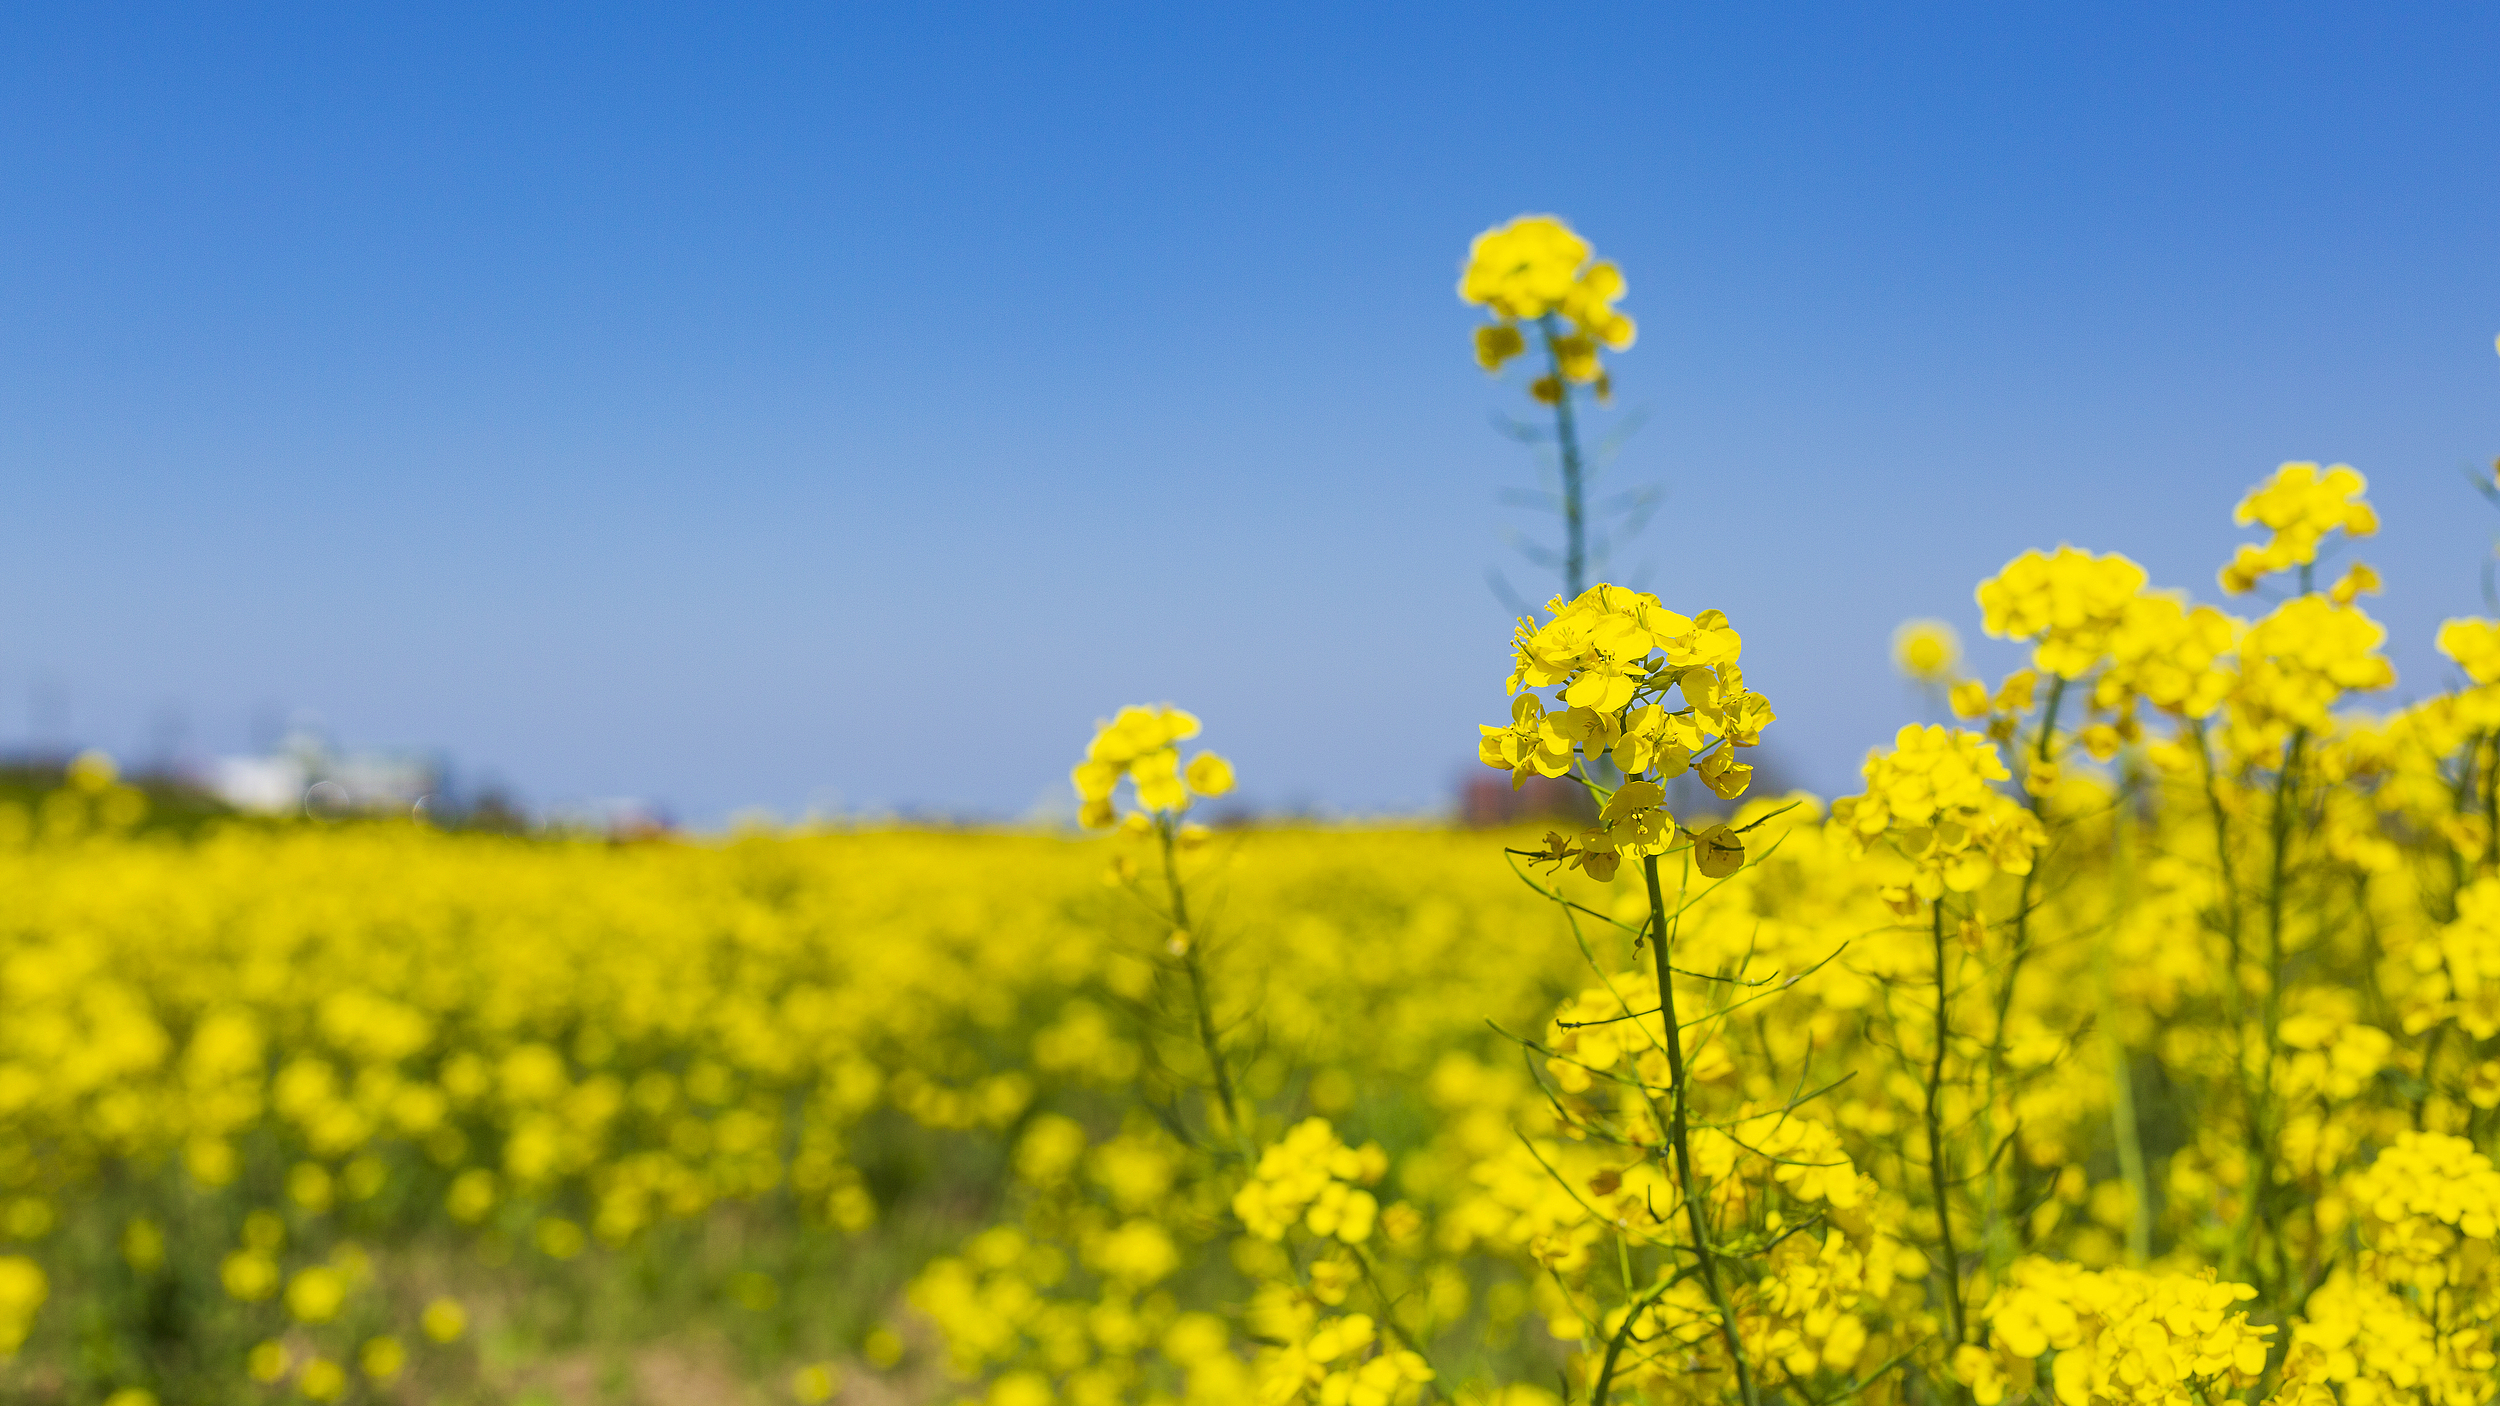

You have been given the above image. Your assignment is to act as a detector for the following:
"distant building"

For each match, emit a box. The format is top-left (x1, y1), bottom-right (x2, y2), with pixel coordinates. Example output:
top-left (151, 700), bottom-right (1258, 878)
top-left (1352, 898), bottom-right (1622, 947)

top-left (205, 754), bottom-right (306, 812)
top-left (203, 730), bottom-right (442, 815)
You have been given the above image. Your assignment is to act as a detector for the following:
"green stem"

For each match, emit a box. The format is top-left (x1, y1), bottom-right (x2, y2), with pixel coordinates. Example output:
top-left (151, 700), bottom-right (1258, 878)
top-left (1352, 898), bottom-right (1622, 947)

top-left (1350, 1245), bottom-right (1435, 1367)
top-left (2190, 721), bottom-right (2245, 998)
top-left (2418, 1024), bottom-right (2447, 1133)
top-left (1588, 1271), bottom-right (1686, 1406)
top-left (2484, 732), bottom-right (2499, 876)
top-left (1642, 852), bottom-right (1761, 1406)
top-left (1160, 819), bottom-right (1245, 1155)
top-left (2228, 729), bottom-right (2304, 1293)
top-left (2440, 732), bottom-right (2480, 919)
top-left (1981, 675), bottom-right (2067, 1265)
top-left (1927, 900), bottom-right (1971, 1370)
top-left (2103, 790), bottom-right (2153, 1266)
top-left (1542, 318), bottom-right (1587, 599)
top-left (2191, 718), bottom-right (2260, 1259)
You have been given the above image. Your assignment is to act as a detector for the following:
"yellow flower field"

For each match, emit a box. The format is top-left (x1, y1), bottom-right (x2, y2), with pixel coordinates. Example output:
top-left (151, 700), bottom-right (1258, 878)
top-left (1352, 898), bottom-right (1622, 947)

top-left (4, 215), bottom-right (2499, 1406)
top-left (0, 809), bottom-right (1612, 1402)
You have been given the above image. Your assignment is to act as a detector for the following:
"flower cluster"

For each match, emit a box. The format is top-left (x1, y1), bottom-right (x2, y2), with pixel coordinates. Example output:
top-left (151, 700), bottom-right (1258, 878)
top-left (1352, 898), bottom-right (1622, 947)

top-left (1256, 1312), bottom-right (1435, 1406)
top-left (1070, 704), bottom-right (1235, 829)
top-left (1829, 724), bottom-right (2044, 897)
top-left (2341, 1131), bottom-right (2500, 1277)
top-left (2220, 461), bottom-right (2379, 593)
top-left (1976, 546), bottom-right (2150, 679)
top-left (1480, 586), bottom-right (1774, 881)
top-left (1459, 215), bottom-right (1636, 401)
top-left (2227, 593), bottom-right (2395, 751)
top-left (2093, 592), bottom-right (2240, 720)
top-left (1233, 1117), bottom-right (1389, 1244)
top-left (2274, 1133), bottom-right (2500, 1406)
top-left (2404, 878), bottom-right (2500, 1039)
top-left (2438, 616), bottom-right (2500, 686)
top-left (1952, 1260), bottom-right (2271, 1406)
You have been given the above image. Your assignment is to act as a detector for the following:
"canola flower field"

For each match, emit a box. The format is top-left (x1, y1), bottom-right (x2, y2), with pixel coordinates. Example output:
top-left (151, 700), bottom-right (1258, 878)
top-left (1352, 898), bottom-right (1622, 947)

top-left (9, 459), bottom-right (2500, 1406)
top-left (8, 216), bottom-right (2500, 1406)
top-left (0, 799), bottom-right (1597, 1403)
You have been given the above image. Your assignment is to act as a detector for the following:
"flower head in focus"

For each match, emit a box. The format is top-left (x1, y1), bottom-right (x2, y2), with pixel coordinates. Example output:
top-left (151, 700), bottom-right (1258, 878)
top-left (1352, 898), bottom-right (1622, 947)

top-left (1072, 706), bottom-right (1234, 830)
top-left (1483, 584), bottom-right (1775, 881)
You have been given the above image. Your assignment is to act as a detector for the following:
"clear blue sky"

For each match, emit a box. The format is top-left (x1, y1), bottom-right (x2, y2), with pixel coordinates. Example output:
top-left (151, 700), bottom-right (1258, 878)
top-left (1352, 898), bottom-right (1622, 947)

top-left (3, 4), bottom-right (2496, 822)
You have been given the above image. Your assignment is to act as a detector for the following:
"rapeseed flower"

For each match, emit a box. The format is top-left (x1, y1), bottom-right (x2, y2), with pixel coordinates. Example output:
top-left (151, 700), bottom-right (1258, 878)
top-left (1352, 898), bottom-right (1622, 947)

top-left (1460, 215), bottom-right (1634, 398)
top-left (2220, 461), bottom-right (2378, 593)
top-left (1892, 619), bottom-right (1961, 681)
top-left (1072, 704), bottom-right (1233, 827)
top-left (1977, 546), bottom-right (2147, 678)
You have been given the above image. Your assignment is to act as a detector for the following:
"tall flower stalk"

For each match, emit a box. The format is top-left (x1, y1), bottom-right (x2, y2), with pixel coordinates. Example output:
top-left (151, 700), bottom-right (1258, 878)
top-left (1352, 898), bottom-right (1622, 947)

top-left (1478, 584), bottom-right (1799, 1406)
top-left (1071, 705), bottom-right (1244, 1152)
top-left (1462, 215), bottom-right (1640, 601)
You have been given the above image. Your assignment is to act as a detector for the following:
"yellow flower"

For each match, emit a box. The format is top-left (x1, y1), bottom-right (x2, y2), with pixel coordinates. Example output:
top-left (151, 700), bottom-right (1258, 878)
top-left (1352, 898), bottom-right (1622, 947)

top-left (1893, 619), bottom-right (1962, 681)
top-left (1476, 323), bottom-right (1526, 370)
top-left (1459, 216), bottom-right (1592, 321)
top-left (0, 1257), bottom-right (46, 1356)
top-left (285, 1265), bottom-right (347, 1324)
top-left (247, 1339), bottom-right (291, 1382)
top-left (1232, 1119), bottom-right (1386, 1245)
top-left (2219, 461), bottom-right (2376, 592)
top-left (421, 1296), bottom-right (468, 1343)
top-left (1088, 1219), bottom-right (1181, 1285)
top-left (120, 1218), bottom-right (163, 1274)
top-left (296, 1357), bottom-right (346, 1402)
top-left (446, 1167), bottom-right (496, 1221)
top-left (2095, 592), bottom-right (2240, 719)
top-left (1831, 725), bottom-right (2042, 897)
top-left (1696, 746), bottom-right (1753, 800)
top-left (1976, 547), bottom-right (2147, 677)
top-left (287, 1160), bottom-right (333, 1211)
top-left (1129, 747), bottom-right (1188, 812)
top-left (2329, 561), bottom-right (2381, 606)
top-left (1073, 705), bottom-right (1223, 824)
top-left (66, 749), bottom-right (118, 791)
top-left (1479, 694), bottom-right (1576, 788)
top-left (220, 1251), bottom-right (279, 1303)
top-left (536, 1217), bottom-right (587, 1260)
top-left (2438, 617), bottom-right (2500, 686)
top-left (1184, 752), bottom-right (1234, 797)
top-left (2229, 594), bottom-right (2395, 748)
top-left (1966, 1260), bottom-right (2268, 1406)
top-left (1460, 215), bottom-right (1635, 388)
top-left (1693, 824), bottom-right (1744, 878)
top-left (792, 1362), bottom-right (841, 1403)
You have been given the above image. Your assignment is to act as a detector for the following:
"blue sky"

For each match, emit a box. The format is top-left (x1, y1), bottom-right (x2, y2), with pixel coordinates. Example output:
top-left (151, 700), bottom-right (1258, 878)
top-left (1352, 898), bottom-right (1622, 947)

top-left (2, 4), bottom-right (2496, 822)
